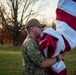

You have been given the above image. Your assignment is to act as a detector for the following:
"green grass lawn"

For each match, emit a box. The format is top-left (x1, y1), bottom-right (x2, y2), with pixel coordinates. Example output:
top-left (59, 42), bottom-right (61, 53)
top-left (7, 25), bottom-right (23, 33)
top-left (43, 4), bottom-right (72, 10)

top-left (64, 48), bottom-right (76, 75)
top-left (0, 44), bottom-right (22, 75)
top-left (0, 44), bottom-right (76, 75)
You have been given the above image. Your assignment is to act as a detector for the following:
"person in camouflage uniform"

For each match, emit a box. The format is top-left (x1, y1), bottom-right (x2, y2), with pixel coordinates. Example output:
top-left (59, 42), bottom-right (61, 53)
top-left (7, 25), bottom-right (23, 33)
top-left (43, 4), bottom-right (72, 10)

top-left (22, 19), bottom-right (67, 75)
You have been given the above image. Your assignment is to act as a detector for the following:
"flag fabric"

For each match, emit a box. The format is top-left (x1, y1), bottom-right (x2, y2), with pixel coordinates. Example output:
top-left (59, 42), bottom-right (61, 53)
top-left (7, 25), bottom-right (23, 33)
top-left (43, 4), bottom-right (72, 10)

top-left (36, 0), bottom-right (76, 75)
top-left (37, 28), bottom-right (67, 75)
top-left (56, 0), bottom-right (76, 51)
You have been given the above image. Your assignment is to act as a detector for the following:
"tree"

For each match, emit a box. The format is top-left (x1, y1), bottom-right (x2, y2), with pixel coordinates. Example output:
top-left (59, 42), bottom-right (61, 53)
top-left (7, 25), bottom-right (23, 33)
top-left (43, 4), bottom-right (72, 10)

top-left (0, 0), bottom-right (46, 45)
top-left (0, 7), bottom-right (4, 45)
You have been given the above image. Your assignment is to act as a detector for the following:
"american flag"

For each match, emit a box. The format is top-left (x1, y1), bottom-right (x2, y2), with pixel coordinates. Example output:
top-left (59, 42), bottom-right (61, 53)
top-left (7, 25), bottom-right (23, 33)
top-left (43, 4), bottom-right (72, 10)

top-left (37, 0), bottom-right (76, 75)
top-left (56, 0), bottom-right (76, 52)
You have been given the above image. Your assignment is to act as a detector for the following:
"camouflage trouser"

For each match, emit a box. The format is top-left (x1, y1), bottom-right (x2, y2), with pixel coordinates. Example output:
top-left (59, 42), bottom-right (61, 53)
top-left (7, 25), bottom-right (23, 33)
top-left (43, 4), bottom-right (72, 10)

top-left (22, 65), bottom-right (35, 75)
top-left (22, 65), bottom-right (25, 75)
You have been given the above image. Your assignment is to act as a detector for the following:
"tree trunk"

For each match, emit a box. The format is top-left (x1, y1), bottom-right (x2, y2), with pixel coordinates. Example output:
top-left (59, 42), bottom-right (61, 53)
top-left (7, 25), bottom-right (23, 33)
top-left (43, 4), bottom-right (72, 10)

top-left (13, 27), bottom-right (19, 46)
top-left (13, 36), bottom-right (19, 46)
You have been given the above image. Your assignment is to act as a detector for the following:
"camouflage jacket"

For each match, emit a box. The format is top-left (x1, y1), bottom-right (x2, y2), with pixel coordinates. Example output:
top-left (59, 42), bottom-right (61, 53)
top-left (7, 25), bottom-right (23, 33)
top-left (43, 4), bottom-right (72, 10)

top-left (22, 35), bottom-right (48, 75)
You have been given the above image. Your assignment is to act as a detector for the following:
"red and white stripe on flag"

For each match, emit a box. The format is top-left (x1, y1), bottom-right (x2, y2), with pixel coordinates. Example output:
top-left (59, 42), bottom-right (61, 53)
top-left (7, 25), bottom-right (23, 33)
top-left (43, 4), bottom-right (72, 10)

top-left (56, 0), bottom-right (76, 51)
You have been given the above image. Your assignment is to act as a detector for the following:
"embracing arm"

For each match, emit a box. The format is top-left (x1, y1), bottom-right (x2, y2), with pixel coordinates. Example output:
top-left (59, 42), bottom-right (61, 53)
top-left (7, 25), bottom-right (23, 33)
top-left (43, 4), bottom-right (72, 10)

top-left (39, 52), bottom-right (67, 68)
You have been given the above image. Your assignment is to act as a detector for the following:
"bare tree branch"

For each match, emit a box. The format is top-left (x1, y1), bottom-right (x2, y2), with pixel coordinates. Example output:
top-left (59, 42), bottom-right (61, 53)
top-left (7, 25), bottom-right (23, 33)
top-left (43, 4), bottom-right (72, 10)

top-left (18, 0), bottom-right (24, 9)
top-left (0, 0), bottom-right (47, 45)
top-left (20, 0), bottom-right (29, 27)
top-left (6, 0), bottom-right (12, 8)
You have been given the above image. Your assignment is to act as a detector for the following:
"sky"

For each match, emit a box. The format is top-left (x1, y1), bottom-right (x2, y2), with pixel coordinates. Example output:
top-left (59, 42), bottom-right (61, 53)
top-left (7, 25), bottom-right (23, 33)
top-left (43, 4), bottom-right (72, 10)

top-left (0, 0), bottom-right (58, 24)
top-left (35, 0), bottom-right (58, 24)
top-left (43, 0), bottom-right (58, 17)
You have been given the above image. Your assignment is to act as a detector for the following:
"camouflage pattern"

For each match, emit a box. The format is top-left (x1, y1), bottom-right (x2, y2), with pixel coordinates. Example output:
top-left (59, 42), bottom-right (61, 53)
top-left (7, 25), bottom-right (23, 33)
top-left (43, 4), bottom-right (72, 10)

top-left (22, 35), bottom-right (47, 75)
